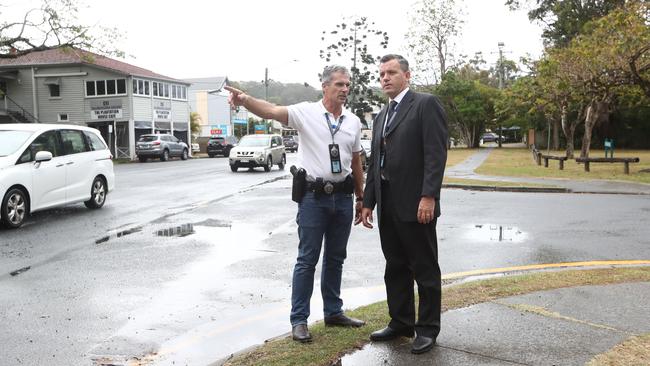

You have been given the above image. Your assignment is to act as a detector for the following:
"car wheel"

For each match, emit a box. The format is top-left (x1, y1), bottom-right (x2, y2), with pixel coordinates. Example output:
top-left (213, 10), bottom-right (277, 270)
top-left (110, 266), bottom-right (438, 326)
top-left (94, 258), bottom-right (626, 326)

top-left (224, 148), bottom-right (231, 157)
top-left (138, 156), bottom-right (147, 163)
top-left (264, 156), bottom-right (273, 172)
top-left (161, 149), bottom-right (170, 162)
top-left (1, 188), bottom-right (28, 229)
top-left (278, 154), bottom-right (286, 170)
top-left (181, 149), bottom-right (188, 160)
top-left (84, 177), bottom-right (107, 209)
top-left (230, 164), bottom-right (238, 172)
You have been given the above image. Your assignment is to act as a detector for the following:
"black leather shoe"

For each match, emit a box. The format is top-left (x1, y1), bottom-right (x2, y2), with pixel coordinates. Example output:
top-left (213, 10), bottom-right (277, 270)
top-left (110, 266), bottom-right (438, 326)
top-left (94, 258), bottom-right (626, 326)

top-left (411, 335), bottom-right (435, 354)
top-left (324, 313), bottom-right (366, 327)
top-left (369, 326), bottom-right (414, 341)
top-left (292, 324), bottom-right (312, 343)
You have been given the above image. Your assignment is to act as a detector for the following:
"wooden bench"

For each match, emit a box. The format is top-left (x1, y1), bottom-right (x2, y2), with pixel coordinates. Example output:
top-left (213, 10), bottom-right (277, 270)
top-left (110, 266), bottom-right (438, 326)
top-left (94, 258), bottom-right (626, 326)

top-left (541, 154), bottom-right (569, 170)
top-left (531, 147), bottom-right (542, 165)
top-left (575, 157), bottom-right (640, 174)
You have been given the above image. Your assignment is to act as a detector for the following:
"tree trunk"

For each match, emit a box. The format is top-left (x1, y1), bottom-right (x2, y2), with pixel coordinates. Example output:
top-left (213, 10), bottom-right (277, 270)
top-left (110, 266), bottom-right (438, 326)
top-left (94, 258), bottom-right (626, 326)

top-left (580, 98), bottom-right (610, 159)
top-left (560, 105), bottom-right (574, 158)
top-left (553, 118), bottom-right (561, 151)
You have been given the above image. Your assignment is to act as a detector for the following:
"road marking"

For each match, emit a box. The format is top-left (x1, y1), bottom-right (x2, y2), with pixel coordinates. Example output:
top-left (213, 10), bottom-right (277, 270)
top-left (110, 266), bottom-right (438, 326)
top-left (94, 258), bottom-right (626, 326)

top-left (493, 301), bottom-right (635, 335)
top-left (442, 260), bottom-right (650, 280)
top-left (138, 260), bottom-right (650, 364)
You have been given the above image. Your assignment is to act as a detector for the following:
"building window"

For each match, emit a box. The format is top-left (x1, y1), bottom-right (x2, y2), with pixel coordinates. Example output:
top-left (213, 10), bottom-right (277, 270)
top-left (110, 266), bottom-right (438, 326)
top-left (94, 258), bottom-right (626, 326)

top-left (163, 84), bottom-right (169, 98)
top-left (48, 84), bottom-right (60, 97)
top-left (58, 113), bottom-right (68, 122)
top-left (133, 79), bottom-right (150, 96)
top-left (86, 81), bottom-right (95, 96)
top-left (106, 79), bottom-right (116, 94)
top-left (152, 81), bottom-right (158, 97)
top-left (172, 85), bottom-right (177, 99)
top-left (85, 79), bottom-right (128, 97)
top-left (117, 79), bottom-right (126, 94)
top-left (96, 80), bottom-right (106, 95)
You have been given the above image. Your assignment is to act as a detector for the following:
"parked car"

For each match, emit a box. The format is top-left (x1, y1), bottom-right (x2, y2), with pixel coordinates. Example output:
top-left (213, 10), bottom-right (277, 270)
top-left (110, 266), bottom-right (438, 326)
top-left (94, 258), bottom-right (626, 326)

top-left (135, 134), bottom-right (188, 162)
top-left (282, 135), bottom-right (299, 152)
top-left (0, 123), bottom-right (115, 229)
top-left (360, 139), bottom-right (372, 170)
top-left (207, 135), bottom-right (238, 157)
top-left (229, 134), bottom-right (286, 172)
top-left (481, 132), bottom-right (505, 143)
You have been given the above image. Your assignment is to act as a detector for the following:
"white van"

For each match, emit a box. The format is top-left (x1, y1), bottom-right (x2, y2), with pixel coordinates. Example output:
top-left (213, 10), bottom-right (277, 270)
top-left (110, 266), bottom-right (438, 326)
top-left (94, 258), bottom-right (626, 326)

top-left (0, 123), bottom-right (115, 228)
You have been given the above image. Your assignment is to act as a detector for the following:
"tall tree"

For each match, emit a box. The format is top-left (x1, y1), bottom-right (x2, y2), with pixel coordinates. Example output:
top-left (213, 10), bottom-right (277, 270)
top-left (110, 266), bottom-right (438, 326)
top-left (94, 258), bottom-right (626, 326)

top-left (543, 1), bottom-right (649, 158)
top-left (0, 0), bottom-right (123, 58)
top-left (433, 72), bottom-right (498, 148)
top-left (319, 17), bottom-right (389, 125)
top-left (506, 0), bottom-right (626, 47)
top-left (406, 0), bottom-right (463, 84)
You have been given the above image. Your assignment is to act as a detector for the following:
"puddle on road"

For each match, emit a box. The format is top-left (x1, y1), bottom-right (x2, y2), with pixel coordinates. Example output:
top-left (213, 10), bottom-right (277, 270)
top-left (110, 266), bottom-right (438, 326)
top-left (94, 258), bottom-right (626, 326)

top-left (156, 224), bottom-right (195, 237)
top-left (107, 223), bottom-right (271, 348)
top-left (464, 224), bottom-right (528, 243)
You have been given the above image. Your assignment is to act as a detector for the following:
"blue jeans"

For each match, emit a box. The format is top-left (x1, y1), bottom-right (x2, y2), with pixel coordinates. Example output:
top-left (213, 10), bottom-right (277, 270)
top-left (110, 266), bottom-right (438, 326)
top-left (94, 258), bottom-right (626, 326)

top-left (290, 192), bottom-right (353, 326)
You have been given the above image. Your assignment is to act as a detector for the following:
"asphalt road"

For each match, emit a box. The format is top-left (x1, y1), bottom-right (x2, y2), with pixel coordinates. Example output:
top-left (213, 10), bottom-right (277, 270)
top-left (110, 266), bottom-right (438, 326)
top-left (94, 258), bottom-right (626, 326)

top-left (1, 155), bottom-right (649, 366)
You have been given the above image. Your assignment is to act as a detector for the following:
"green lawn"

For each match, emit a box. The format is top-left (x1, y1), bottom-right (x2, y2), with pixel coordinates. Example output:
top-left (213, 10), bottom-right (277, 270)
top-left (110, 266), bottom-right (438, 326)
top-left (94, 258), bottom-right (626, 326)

top-left (475, 148), bottom-right (650, 184)
top-left (446, 148), bottom-right (478, 168)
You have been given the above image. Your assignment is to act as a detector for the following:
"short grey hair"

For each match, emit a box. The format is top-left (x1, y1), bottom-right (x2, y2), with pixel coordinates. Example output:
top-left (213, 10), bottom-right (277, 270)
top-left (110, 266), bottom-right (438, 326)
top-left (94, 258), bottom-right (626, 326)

top-left (321, 65), bottom-right (351, 84)
top-left (380, 54), bottom-right (410, 72)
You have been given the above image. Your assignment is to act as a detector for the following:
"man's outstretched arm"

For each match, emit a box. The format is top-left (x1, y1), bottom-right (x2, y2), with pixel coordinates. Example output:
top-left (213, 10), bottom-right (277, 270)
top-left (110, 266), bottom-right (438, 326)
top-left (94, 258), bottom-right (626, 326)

top-left (224, 86), bottom-right (289, 125)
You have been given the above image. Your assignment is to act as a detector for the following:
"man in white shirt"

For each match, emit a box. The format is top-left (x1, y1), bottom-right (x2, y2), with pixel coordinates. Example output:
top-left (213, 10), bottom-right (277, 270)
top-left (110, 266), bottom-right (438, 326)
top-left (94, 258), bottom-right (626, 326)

top-left (225, 65), bottom-right (365, 343)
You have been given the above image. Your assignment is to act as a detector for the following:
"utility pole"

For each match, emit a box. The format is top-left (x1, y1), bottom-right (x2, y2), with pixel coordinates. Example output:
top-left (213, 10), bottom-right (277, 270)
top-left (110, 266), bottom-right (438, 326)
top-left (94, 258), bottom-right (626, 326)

top-left (264, 67), bottom-right (269, 133)
top-left (497, 42), bottom-right (505, 148)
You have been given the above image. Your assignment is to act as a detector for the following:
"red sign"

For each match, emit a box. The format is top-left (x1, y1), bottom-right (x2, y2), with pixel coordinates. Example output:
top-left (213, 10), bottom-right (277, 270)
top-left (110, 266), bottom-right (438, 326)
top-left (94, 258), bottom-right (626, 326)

top-left (210, 128), bottom-right (223, 135)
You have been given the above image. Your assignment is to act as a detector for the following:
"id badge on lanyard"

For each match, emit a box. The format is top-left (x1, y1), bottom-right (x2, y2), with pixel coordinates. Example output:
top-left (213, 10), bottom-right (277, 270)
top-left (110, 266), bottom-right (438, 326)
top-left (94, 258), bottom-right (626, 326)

top-left (325, 113), bottom-right (344, 174)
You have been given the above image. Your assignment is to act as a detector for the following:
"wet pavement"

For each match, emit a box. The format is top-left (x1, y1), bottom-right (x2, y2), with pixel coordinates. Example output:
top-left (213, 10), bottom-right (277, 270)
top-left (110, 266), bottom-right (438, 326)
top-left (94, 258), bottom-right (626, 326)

top-left (340, 281), bottom-right (650, 366)
top-left (2, 149), bottom-right (650, 366)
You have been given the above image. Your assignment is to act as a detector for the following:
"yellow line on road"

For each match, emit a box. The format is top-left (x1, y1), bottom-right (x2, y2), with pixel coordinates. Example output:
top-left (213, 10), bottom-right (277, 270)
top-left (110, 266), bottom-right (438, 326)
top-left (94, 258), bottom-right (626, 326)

top-left (442, 260), bottom-right (650, 280)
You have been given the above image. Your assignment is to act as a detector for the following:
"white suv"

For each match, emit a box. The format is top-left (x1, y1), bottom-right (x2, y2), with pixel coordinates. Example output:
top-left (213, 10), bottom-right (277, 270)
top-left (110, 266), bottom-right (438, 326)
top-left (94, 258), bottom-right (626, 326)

top-left (0, 123), bottom-right (115, 228)
top-left (228, 134), bottom-right (286, 172)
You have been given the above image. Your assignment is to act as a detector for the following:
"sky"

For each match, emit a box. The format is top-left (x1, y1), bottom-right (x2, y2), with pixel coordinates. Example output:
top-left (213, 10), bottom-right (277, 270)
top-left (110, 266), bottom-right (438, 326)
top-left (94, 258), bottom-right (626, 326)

top-left (9, 0), bottom-right (544, 88)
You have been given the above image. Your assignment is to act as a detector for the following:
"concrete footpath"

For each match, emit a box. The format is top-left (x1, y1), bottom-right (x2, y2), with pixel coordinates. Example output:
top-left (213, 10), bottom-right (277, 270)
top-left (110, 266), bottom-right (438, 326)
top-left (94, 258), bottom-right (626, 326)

top-left (338, 150), bottom-right (650, 365)
top-left (339, 281), bottom-right (650, 365)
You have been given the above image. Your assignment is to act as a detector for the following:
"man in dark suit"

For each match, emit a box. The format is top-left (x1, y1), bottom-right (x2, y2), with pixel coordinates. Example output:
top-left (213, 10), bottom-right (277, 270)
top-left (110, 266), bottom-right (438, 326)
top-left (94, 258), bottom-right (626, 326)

top-left (359, 54), bottom-right (448, 354)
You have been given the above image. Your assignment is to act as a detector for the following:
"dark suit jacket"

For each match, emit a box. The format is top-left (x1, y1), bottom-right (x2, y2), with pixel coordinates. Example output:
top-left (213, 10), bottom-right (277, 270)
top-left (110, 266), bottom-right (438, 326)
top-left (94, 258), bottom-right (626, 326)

top-left (363, 90), bottom-right (448, 223)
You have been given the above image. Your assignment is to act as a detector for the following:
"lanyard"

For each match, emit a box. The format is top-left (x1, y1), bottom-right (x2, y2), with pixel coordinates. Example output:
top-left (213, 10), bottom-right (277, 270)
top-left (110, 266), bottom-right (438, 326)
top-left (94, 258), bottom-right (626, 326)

top-left (324, 113), bottom-right (344, 144)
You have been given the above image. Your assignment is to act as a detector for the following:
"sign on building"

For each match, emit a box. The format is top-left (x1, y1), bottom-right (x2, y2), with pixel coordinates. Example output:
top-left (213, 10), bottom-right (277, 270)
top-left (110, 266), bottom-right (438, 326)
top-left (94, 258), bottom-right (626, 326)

top-left (254, 124), bottom-right (267, 134)
top-left (210, 124), bottom-right (229, 136)
top-left (90, 100), bottom-right (123, 120)
top-left (154, 100), bottom-right (172, 121)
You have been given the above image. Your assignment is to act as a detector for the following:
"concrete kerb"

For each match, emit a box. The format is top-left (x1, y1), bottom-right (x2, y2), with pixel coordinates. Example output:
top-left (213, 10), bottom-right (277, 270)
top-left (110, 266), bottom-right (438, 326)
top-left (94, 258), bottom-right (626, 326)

top-left (217, 261), bottom-right (650, 366)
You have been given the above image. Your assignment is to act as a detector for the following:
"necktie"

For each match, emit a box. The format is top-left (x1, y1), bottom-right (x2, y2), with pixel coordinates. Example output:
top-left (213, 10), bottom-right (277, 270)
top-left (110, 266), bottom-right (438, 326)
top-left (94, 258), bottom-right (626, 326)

top-left (384, 100), bottom-right (398, 134)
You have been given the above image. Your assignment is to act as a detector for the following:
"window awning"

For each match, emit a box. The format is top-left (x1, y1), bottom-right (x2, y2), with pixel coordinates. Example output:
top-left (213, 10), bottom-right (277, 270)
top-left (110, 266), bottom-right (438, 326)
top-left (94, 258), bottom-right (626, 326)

top-left (43, 77), bottom-right (60, 85)
top-left (135, 121), bottom-right (153, 129)
top-left (173, 122), bottom-right (188, 132)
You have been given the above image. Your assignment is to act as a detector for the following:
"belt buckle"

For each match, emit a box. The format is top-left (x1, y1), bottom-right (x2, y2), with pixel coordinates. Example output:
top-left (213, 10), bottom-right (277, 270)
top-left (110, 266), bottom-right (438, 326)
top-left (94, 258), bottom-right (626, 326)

top-left (323, 181), bottom-right (334, 194)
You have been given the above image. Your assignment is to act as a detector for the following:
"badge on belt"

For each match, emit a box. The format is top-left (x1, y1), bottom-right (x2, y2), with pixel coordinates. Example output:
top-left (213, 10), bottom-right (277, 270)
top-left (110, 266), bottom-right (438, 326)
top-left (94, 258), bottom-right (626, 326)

top-left (323, 181), bottom-right (334, 194)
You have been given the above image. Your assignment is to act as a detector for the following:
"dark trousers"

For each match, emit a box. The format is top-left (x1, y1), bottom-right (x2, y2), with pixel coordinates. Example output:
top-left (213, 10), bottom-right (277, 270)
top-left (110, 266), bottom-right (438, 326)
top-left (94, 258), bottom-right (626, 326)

top-left (379, 182), bottom-right (441, 338)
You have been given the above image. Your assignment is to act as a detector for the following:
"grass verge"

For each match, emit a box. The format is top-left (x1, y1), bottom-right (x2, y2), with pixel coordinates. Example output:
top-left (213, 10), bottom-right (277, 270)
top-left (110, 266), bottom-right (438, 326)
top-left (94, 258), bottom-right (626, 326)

top-left (587, 334), bottom-right (650, 366)
top-left (475, 148), bottom-right (650, 184)
top-left (224, 266), bottom-right (650, 366)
